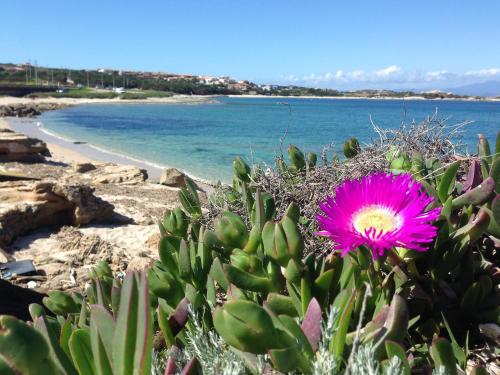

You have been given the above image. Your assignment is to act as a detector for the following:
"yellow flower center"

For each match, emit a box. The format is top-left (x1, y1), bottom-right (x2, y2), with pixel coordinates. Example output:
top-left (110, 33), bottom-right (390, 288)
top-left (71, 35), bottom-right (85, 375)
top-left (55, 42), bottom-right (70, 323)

top-left (353, 205), bottom-right (399, 234)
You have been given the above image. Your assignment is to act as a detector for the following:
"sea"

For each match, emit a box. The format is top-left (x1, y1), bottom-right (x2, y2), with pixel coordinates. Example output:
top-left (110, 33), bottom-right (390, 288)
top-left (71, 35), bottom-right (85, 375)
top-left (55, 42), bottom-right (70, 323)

top-left (36, 97), bottom-right (500, 183)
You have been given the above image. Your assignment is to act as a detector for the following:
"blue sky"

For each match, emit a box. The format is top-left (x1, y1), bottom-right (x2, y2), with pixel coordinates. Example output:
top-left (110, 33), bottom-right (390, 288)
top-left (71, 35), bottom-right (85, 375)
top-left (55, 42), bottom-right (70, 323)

top-left (1, 0), bottom-right (499, 90)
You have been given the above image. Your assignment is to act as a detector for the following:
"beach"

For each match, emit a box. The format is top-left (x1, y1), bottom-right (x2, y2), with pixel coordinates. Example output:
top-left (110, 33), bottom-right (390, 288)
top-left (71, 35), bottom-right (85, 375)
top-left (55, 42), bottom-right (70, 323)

top-left (0, 95), bottom-right (220, 181)
top-left (0, 94), bottom-right (215, 107)
top-left (0, 109), bottom-right (209, 292)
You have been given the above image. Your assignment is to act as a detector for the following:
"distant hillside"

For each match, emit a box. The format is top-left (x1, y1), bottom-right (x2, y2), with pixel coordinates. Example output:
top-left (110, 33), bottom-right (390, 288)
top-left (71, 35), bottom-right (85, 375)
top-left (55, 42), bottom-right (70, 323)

top-left (0, 62), bottom-right (491, 99)
top-left (447, 80), bottom-right (500, 97)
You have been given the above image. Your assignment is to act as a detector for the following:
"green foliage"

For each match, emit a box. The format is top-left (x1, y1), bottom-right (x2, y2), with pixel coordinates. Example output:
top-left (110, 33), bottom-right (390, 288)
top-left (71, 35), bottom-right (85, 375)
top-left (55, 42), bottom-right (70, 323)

top-left (1, 131), bottom-right (498, 374)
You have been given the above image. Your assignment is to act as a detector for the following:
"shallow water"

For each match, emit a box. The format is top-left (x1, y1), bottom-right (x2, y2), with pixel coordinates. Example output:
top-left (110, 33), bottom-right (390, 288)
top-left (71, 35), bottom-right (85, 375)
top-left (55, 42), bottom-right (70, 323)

top-left (38, 97), bottom-right (500, 182)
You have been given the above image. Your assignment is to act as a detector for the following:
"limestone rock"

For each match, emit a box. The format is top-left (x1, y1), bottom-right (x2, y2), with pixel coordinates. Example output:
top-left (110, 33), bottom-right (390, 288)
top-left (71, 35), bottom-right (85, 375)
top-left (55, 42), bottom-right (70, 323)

top-left (159, 167), bottom-right (186, 187)
top-left (0, 180), bottom-right (114, 246)
top-left (73, 162), bottom-right (96, 173)
top-left (0, 103), bottom-right (67, 118)
top-left (92, 164), bottom-right (148, 185)
top-left (0, 128), bottom-right (50, 162)
top-left (0, 104), bottom-right (41, 118)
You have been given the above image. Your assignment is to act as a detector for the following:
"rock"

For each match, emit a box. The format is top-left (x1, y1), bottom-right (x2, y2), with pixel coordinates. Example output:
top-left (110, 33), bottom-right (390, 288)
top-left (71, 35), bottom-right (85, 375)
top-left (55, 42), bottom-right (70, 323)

top-left (0, 104), bottom-right (41, 118)
top-left (73, 162), bottom-right (96, 173)
top-left (0, 128), bottom-right (50, 162)
top-left (92, 164), bottom-right (148, 185)
top-left (146, 232), bottom-right (161, 250)
top-left (126, 257), bottom-right (152, 272)
top-left (159, 167), bottom-right (187, 187)
top-left (0, 103), bottom-right (67, 118)
top-left (0, 247), bottom-right (11, 262)
top-left (0, 180), bottom-right (114, 246)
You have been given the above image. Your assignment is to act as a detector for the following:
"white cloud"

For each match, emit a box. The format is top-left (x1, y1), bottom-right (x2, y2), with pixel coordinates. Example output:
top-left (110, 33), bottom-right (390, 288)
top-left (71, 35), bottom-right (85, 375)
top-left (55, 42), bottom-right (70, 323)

top-left (279, 66), bottom-right (500, 90)
top-left (374, 65), bottom-right (401, 78)
top-left (464, 68), bottom-right (500, 77)
top-left (424, 70), bottom-right (452, 81)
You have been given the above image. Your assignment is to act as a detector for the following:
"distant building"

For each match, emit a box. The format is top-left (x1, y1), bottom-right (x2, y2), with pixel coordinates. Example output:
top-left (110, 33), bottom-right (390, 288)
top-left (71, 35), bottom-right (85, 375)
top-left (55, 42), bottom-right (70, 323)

top-left (228, 82), bottom-right (250, 91)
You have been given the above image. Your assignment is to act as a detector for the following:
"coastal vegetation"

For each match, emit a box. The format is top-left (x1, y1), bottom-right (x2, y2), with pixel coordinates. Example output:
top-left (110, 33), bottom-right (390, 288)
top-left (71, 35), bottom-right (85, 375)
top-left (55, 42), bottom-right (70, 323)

top-left (0, 115), bottom-right (498, 374)
top-left (0, 62), bottom-right (479, 99)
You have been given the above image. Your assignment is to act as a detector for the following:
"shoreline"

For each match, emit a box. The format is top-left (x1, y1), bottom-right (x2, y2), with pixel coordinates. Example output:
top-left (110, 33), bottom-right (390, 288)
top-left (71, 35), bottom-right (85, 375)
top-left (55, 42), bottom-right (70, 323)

top-left (0, 94), bottom-right (217, 107)
top-left (227, 94), bottom-right (500, 102)
top-left (2, 117), bottom-right (214, 187)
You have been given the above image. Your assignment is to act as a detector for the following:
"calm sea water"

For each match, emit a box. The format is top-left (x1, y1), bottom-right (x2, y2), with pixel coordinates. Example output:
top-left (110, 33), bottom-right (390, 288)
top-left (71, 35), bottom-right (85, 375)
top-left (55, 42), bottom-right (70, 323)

top-left (38, 97), bottom-right (500, 182)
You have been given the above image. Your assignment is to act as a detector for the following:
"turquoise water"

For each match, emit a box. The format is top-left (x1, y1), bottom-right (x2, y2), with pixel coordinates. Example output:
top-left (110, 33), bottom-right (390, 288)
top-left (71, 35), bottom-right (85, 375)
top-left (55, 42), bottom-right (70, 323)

top-left (39, 97), bottom-right (500, 182)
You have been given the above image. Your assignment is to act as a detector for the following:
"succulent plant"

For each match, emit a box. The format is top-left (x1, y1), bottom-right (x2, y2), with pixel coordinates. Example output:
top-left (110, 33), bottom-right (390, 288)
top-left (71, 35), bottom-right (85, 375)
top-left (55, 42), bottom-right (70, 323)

top-left (1, 131), bottom-right (498, 374)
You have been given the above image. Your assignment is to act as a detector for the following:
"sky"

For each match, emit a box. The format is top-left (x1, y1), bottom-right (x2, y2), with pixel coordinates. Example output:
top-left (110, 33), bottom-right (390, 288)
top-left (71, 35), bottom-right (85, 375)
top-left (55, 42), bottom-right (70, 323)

top-left (1, 0), bottom-right (500, 90)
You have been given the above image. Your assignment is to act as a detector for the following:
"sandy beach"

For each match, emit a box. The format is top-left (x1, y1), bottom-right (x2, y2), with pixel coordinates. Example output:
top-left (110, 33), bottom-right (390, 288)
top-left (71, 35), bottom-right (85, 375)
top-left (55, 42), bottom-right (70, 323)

top-left (0, 95), bottom-right (220, 180)
top-left (0, 94), bottom-right (215, 107)
top-left (0, 111), bottom-right (209, 292)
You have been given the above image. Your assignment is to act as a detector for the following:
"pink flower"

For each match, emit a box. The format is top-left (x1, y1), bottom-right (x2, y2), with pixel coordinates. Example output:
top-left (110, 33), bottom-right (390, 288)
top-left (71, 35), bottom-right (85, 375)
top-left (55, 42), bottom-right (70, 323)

top-left (317, 173), bottom-right (441, 259)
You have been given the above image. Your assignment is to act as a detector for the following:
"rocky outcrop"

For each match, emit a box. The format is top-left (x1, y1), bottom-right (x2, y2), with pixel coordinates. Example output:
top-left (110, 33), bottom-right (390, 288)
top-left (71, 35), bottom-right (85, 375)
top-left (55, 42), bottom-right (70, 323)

top-left (0, 128), bottom-right (50, 162)
top-left (73, 162), bottom-right (97, 173)
top-left (0, 180), bottom-right (114, 246)
top-left (0, 103), bottom-right (68, 118)
top-left (91, 164), bottom-right (148, 185)
top-left (159, 167), bottom-right (187, 187)
top-left (0, 105), bottom-right (40, 118)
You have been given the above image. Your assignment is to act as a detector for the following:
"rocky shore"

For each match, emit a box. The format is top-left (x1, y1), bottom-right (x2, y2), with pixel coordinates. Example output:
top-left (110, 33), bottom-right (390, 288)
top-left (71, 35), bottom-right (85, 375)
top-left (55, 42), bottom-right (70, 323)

top-left (0, 102), bottom-right (68, 117)
top-left (0, 116), bottom-right (208, 292)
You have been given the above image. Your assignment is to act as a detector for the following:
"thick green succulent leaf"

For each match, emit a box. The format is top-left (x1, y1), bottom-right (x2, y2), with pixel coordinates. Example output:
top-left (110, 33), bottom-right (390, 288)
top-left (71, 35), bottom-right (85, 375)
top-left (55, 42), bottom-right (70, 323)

top-left (162, 207), bottom-right (189, 238)
top-left (178, 239), bottom-right (192, 282)
top-left (307, 152), bottom-right (317, 168)
top-left (90, 305), bottom-right (115, 375)
top-left (385, 340), bottom-right (410, 375)
top-left (0, 357), bottom-right (16, 375)
top-left (133, 272), bottom-right (153, 375)
top-left (0, 315), bottom-right (59, 375)
top-left (43, 290), bottom-right (80, 316)
top-left (243, 226), bottom-right (262, 254)
top-left (213, 300), bottom-right (280, 354)
top-left (157, 303), bottom-right (175, 348)
top-left (494, 130), bottom-right (500, 161)
top-left (288, 144), bottom-right (306, 170)
top-left (251, 189), bottom-right (266, 230)
top-left (452, 177), bottom-right (495, 208)
top-left (224, 264), bottom-right (273, 293)
top-left (112, 272), bottom-right (139, 375)
top-left (430, 337), bottom-right (457, 375)
top-left (330, 289), bottom-right (356, 359)
top-left (278, 315), bottom-right (314, 369)
top-left (158, 235), bottom-right (180, 271)
top-left (301, 298), bottom-right (322, 352)
top-left (233, 156), bottom-right (251, 182)
top-left (60, 318), bottom-right (73, 359)
top-left (437, 161), bottom-right (460, 204)
top-left (69, 329), bottom-right (96, 375)
top-left (266, 293), bottom-right (298, 317)
top-left (34, 315), bottom-right (78, 375)
top-left (284, 202), bottom-right (301, 224)
top-left (490, 157), bottom-right (500, 194)
top-left (478, 134), bottom-right (492, 165)
top-left (178, 177), bottom-right (202, 218)
top-left (215, 211), bottom-right (249, 249)
top-left (343, 137), bottom-right (361, 158)
top-left (209, 257), bottom-right (229, 291)
top-left (29, 303), bottom-right (45, 320)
